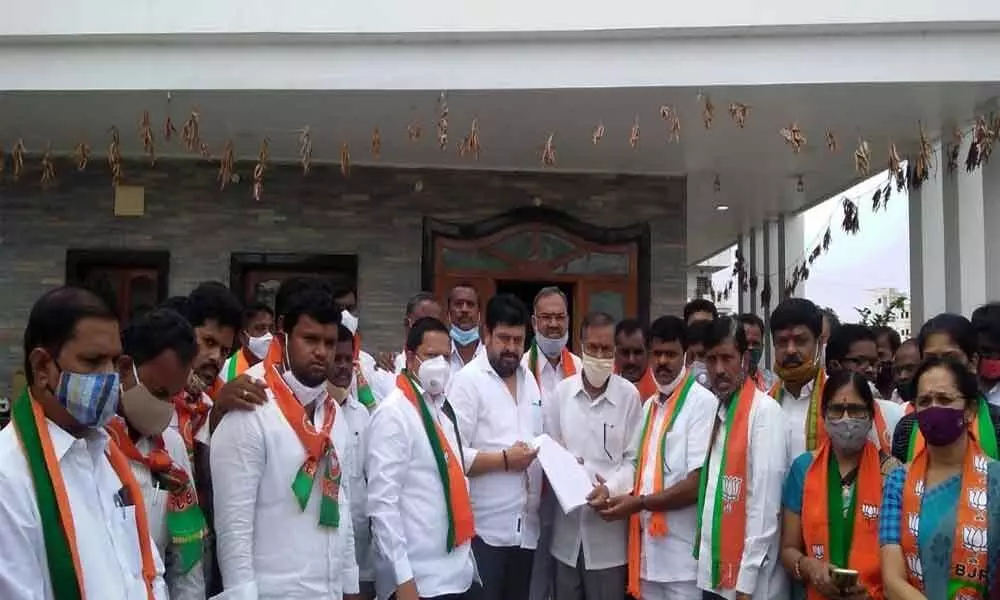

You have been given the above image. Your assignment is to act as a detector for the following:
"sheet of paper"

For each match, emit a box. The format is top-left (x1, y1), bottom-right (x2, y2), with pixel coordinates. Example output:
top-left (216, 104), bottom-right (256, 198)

top-left (531, 434), bottom-right (595, 514)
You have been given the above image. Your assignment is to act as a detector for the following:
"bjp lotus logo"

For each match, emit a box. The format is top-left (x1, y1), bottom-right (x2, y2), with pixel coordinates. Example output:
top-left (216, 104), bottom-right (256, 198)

top-left (962, 526), bottom-right (987, 554)
top-left (974, 454), bottom-right (988, 474)
top-left (914, 480), bottom-right (925, 497)
top-left (968, 488), bottom-right (987, 513)
top-left (810, 545), bottom-right (825, 560)
top-left (861, 503), bottom-right (879, 522)
top-left (905, 554), bottom-right (923, 582)
top-left (722, 475), bottom-right (743, 512)
top-left (907, 513), bottom-right (920, 538)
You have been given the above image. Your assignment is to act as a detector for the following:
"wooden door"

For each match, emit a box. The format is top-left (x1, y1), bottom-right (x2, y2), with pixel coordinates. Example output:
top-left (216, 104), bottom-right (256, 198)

top-left (81, 267), bottom-right (160, 325)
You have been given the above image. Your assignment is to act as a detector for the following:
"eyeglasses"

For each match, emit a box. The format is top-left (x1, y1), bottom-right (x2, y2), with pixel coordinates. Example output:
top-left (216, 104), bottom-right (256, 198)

top-left (825, 404), bottom-right (871, 419)
top-left (842, 356), bottom-right (878, 370)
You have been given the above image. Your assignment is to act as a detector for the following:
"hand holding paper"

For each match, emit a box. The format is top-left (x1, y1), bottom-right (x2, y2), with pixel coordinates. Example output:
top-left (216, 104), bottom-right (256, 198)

top-left (531, 434), bottom-right (598, 514)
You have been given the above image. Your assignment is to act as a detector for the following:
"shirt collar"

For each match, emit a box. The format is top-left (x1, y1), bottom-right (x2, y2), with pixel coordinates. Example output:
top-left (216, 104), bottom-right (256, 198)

top-left (572, 373), bottom-right (617, 407)
top-left (47, 418), bottom-right (108, 460)
top-left (451, 340), bottom-right (484, 363)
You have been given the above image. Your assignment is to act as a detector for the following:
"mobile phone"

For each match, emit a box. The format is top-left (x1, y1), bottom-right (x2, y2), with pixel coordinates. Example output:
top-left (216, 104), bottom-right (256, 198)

top-left (831, 568), bottom-right (859, 590)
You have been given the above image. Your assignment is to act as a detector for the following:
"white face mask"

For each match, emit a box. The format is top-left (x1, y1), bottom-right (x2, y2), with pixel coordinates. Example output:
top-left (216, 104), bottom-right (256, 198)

top-left (246, 332), bottom-right (273, 360)
top-left (417, 355), bottom-right (450, 396)
top-left (280, 332), bottom-right (327, 405)
top-left (582, 353), bottom-right (614, 387)
top-left (655, 365), bottom-right (687, 397)
top-left (341, 310), bottom-right (359, 336)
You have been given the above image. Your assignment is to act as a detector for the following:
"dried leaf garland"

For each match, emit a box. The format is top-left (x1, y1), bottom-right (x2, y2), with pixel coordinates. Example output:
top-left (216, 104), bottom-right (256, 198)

top-left (967, 116), bottom-right (996, 172)
top-left (164, 114), bottom-right (177, 142)
top-left (298, 127), bottom-right (313, 175)
top-left (728, 103), bottom-right (749, 128)
top-left (371, 128), bottom-right (382, 159)
top-left (217, 141), bottom-right (234, 191)
top-left (140, 110), bottom-right (156, 165)
top-left (252, 138), bottom-right (269, 202)
top-left (437, 92), bottom-right (449, 152)
top-left (459, 119), bottom-right (482, 160)
top-left (841, 197), bottom-right (860, 234)
top-left (629, 116), bottom-right (640, 149)
top-left (947, 127), bottom-right (963, 174)
top-left (659, 106), bottom-right (681, 142)
top-left (888, 142), bottom-right (904, 189)
top-left (854, 138), bottom-right (871, 177)
top-left (107, 129), bottom-right (122, 186)
top-left (40, 143), bottom-right (56, 189)
top-left (407, 121), bottom-right (422, 141)
top-left (10, 139), bottom-right (26, 181)
top-left (825, 130), bottom-right (838, 153)
top-left (780, 123), bottom-right (807, 153)
top-left (913, 122), bottom-right (933, 188)
top-left (199, 143), bottom-right (211, 160)
top-left (340, 143), bottom-right (351, 178)
top-left (74, 142), bottom-right (91, 171)
top-left (181, 109), bottom-right (201, 153)
top-left (592, 122), bottom-right (605, 145)
top-left (760, 280), bottom-right (772, 308)
top-left (822, 227), bottom-right (832, 251)
top-left (541, 133), bottom-right (556, 167)
top-left (698, 93), bottom-right (714, 129)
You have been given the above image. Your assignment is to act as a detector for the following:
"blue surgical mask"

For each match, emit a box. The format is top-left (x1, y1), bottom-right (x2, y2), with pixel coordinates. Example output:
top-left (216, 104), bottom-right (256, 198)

top-left (450, 324), bottom-right (480, 347)
top-left (535, 332), bottom-right (568, 358)
top-left (54, 370), bottom-right (120, 428)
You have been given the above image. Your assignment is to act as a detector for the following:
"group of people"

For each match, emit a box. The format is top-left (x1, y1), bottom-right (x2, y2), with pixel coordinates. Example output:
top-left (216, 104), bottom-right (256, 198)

top-left (2, 277), bottom-right (1000, 600)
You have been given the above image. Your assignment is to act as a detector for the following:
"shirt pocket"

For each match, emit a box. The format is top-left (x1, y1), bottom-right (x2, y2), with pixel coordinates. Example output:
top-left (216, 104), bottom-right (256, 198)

top-left (594, 419), bottom-right (625, 462)
top-left (661, 429), bottom-right (688, 482)
top-left (111, 505), bottom-right (144, 579)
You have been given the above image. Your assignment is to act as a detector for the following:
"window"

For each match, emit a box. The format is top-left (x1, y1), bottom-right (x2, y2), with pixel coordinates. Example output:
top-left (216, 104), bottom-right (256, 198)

top-left (230, 253), bottom-right (358, 309)
top-left (65, 250), bottom-right (170, 326)
top-left (695, 276), bottom-right (712, 297)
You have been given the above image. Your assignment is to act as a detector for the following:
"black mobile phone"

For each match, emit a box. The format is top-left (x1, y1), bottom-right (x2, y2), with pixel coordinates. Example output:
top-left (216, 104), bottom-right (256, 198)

top-left (831, 568), bottom-right (859, 590)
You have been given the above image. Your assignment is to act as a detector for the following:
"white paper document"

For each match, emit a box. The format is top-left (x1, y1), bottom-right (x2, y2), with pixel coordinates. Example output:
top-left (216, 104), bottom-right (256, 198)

top-left (531, 434), bottom-right (596, 514)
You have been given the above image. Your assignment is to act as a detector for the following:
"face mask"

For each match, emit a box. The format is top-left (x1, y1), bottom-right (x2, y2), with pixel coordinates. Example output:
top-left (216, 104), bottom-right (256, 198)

top-left (979, 358), bottom-right (1000, 381)
top-left (824, 416), bottom-right (872, 454)
top-left (749, 347), bottom-right (764, 367)
top-left (450, 324), bottom-right (480, 347)
top-left (897, 379), bottom-right (916, 403)
top-left (246, 332), bottom-right (273, 360)
top-left (53, 368), bottom-right (120, 428)
top-left (282, 367), bottom-right (328, 406)
top-left (341, 310), bottom-right (359, 336)
top-left (916, 406), bottom-right (968, 447)
top-left (326, 382), bottom-right (349, 404)
top-left (120, 363), bottom-right (174, 437)
top-left (774, 344), bottom-right (821, 386)
top-left (417, 355), bottom-right (450, 396)
top-left (582, 353), bottom-right (614, 387)
top-left (656, 366), bottom-right (686, 397)
top-left (535, 332), bottom-right (568, 359)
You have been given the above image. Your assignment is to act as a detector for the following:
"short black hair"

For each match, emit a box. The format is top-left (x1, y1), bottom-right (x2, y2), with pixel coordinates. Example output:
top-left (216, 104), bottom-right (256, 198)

top-left (737, 313), bottom-right (766, 335)
top-left (448, 282), bottom-right (480, 306)
top-left (615, 318), bottom-right (647, 342)
top-left (186, 281), bottom-right (243, 333)
top-left (820, 308), bottom-right (841, 333)
top-left (485, 293), bottom-right (530, 331)
top-left (405, 291), bottom-right (438, 319)
top-left (159, 296), bottom-right (190, 318)
top-left (23, 286), bottom-right (117, 384)
top-left (336, 324), bottom-right (354, 344)
top-left (872, 325), bottom-right (902, 354)
top-left (405, 317), bottom-right (449, 352)
top-left (769, 297), bottom-right (822, 339)
top-left (581, 311), bottom-right (615, 339)
top-left (704, 316), bottom-right (749, 355)
top-left (821, 370), bottom-right (875, 415)
top-left (684, 320), bottom-right (714, 349)
top-left (918, 313), bottom-right (977, 361)
top-left (275, 276), bottom-right (323, 320)
top-left (283, 288), bottom-right (341, 334)
top-left (972, 302), bottom-right (1000, 347)
top-left (122, 308), bottom-right (198, 367)
top-left (825, 324), bottom-right (877, 369)
top-left (683, 298), bottom-right (718, 322)
top-left (243, 301), bottom-right (273, 323)
top-left (648, 316), bottom-right (686, 349)
top-left (913, 355), bottom-right (981, 409)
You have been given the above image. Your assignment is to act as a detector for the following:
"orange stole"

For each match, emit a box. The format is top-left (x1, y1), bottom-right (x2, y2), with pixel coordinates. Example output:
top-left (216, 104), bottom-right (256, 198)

top-left (801, 442), bottom-right (884, 600)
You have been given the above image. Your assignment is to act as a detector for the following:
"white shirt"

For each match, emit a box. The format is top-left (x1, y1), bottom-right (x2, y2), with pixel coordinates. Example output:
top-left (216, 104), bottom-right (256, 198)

top-left (0, 417), bottom-right (168, 600)
top-left (450, 341), bottom-right (485, 380)
top-left (636, 374), bottom-right (718, 584)
top-left (338, 391), bottom-right (375, 582)
top-left (987, 382), bottom-right (1000, 408)
top-left (210, 363), bottom-right (359, 600)
top-left (366, 382), bottom-right (476, 597)
top-left (521, 348), bottom-right (583, 405)
top-left (353, 349), bottom-right (389, 407)
top-left (696, 388), bottom-right (788, 600)
top-left (450, 351), bottom-right (544, 549)
top-left (128, 428), bottom-right (205, 600)
top-left (545, 373), bottom-right (643, 570)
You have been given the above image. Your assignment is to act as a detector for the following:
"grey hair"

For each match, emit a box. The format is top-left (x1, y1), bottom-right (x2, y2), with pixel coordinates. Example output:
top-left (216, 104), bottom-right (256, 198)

top-left (533, 286), bottom-right (568, 311)
top-left (405, 291), bottom-right (437, 318)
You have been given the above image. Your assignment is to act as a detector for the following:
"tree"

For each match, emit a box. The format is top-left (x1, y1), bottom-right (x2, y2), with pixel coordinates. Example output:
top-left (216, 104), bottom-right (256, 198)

top-left (855, 294), bottom-right (907, 328)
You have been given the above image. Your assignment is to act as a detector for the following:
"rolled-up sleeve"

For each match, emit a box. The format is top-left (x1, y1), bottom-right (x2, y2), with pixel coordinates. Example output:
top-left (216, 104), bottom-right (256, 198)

top-left (737, 399), bottom-right (787, 595)
top-left (210, 410), bottom-right (266, 599)
top-left (366, 404), bottom-right (414, 586)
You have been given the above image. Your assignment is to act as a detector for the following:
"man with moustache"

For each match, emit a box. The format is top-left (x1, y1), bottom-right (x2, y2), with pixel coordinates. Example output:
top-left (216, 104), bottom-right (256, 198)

top-left (682, 299), bottom-right (717, 326)
top-left (219, 303), bottom-right (274, 383)
top-left (614, 319), bottom-right (657, 402)
top-left (890, 338), bottom-right (920, 405)
top-left (871, 325), bottom-right (901, 400)
top-left (737, 314), bottom-right (775, 392)
top-left (447, 283), bottom-right (485, 379)
top-left (334, 287), bottom-right (387, 408)
top-left (599, 315), bottom-right (718, 600)
top-left (211, 287), bottom-right (360, 599)
top-left (451, 294), bottom-right (542, 600)
top-left (377, 292), bottom-right (444, 374)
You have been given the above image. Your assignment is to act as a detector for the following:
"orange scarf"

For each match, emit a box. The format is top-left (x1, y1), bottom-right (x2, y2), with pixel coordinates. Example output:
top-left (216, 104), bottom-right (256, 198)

top-left (802, 442), bottom-right (884, 600)
top-left (528, 343), bottom-right (577, 385)
top-left (694, 378), bottom-right (755, 590)
top-left (901, 440), bottom-right (989, 597)
top-left (396, 372), bottom-right (475, 550)
top-left (626, 372), bottom-right (696, 597)
top-left (172, 392), bottom-right (212, 457)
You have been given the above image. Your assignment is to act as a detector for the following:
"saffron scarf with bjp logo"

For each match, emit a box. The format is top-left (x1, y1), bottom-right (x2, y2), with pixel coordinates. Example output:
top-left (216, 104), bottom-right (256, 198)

top-left (12, 389), bottom-right (158, 600)
top-left (801, 441), bottom-right (884, 600)
top-left (906, 397), bottom-right (998, 461)
top-left (528, 342), bottom-right (577, 384)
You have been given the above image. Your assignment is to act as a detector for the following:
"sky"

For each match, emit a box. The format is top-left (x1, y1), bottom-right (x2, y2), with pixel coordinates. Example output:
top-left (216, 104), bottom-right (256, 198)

top-left (708, 169), bottom-right (910, 324)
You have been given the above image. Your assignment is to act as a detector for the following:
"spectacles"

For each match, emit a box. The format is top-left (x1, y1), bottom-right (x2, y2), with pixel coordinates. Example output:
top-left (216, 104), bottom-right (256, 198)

top-left (825, 404), bottom-right (871, 419)
top-left (842, 356), bottom-right (878, 370)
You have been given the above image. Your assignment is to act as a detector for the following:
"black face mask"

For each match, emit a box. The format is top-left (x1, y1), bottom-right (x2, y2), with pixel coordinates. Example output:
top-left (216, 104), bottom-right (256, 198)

top-left (896, 379), bottom-right (916, 403)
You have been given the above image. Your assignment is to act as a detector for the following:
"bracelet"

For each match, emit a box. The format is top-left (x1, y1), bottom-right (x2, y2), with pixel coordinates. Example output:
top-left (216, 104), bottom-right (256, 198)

top-left (794, 554), bottom-right (807, 581)
top-left (502, 449), bottom-right (509, 471)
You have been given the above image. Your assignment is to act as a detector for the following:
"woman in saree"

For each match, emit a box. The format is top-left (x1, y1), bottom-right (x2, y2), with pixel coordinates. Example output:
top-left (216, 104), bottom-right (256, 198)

top-left (880, 355), bottom-right (1000, 599)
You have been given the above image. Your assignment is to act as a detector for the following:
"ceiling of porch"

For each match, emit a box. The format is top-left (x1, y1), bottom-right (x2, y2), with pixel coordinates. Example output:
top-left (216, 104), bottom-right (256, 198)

top-left (1, 82), bottom-right (998, 262)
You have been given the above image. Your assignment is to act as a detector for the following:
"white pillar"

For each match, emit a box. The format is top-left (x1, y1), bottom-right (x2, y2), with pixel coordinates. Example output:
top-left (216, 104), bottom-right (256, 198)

top-left (984, 156), bottom-right (1000, 301)
top-left (909, 140), bottom-right (947, 325)
top-left (783, 212), bottom-right (805, 298)
top-left (941, 133), bottom-right (987, 316)
top-left (738, 232), bottom-right (753, 314)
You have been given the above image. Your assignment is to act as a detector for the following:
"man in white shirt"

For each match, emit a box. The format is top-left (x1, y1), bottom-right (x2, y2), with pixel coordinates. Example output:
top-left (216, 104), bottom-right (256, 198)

top-left (211, 284), bottom-right (360, 599)
top-left (219, 302), bottom-right (275, 383)
top-left (545, 311), bottom-right (643, 600)
top-left (377, 291), bottom-right (444, 376)
top-left (0, 286), bottom-right (168, 599)
top-left (451, 293), bottom-right (542, 600)
top-left (367, 316), bottom-right (477, 600)
top-left (335, 287), bottom-right (386, 408)
top-left (695, 318), bottom-right (787, 600)
top-left (599, 315), bottom-right (718, 600)
top-left (447, 283), bottom-right (485, 379)
top-left (328, 323), bottom-right (376, 600)
top-left (109, 308), bottom-right (207, 600)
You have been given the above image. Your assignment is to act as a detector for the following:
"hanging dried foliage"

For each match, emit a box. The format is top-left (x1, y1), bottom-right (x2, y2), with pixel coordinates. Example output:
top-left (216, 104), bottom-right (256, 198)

top-left (163, 114), bottom-right (177, 142)
top-left (217, 141), bottom-right (234, 191)
top-left (371, 128), bottom-right (382, 159)
top-left (659, 105), bottom-right (681, 142)
top-left (760, 279), bottom-right (772, 309)
top-left (822, 227), bottom-right (832, 251)
top-left (967, 116), bottom-right (996, 172)
top-left (252, 138), bottom-right (269, 202)
top-left (825, 130), bottom-right (838, 153)
top-left (592, 122), bottom-right (605, 145)
top-left (459, 119), bottom-right (481, 160)
top-left (107, 129), bottom-right (122, 186)
top-left (913, 123), bottom-right (933, 188)
top-left (407, 121), bottom-right (422, 141)
top-left (629, 116), bottom-right (640, 149)
top-left (40, 143), bottom-right (56, 189)
top-left (140, 110), bottom-right (156, 165)
top-left (199, 143), bottom-right (211, 159)
top-left (340, 143), bottom-right (351, 178)
top-left (436, 92), bottom-right (449, 152)
top-left (888, 142), bottom-right (904, 190)
top-left (541, 133), bottom-right (556, 167)
top-left (947, 127), bottom-right (963, 174)
top-left (854, 138), bottom-right (871, 177)
top-left (698, 93), bottom-right (714, 129)
top-left (11, 139), bottom-right (26, 181)
top-left (728, 103), bottom-right (749, 128)
top-left (780, 123), bottom-right (807, 153)
top-left (74, 142), bottom-right (91, 171)
top-left (181, 109), bottom-right (201, 153)
top-left (299, 127), bottom-right (313, 175)
top-left (842, 197), bottom-right (860, 234)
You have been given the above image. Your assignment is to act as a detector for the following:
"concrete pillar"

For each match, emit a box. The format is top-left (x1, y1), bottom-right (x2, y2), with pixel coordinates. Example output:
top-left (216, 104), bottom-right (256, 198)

top-left (783, 211), bottom-right (805, 298)
top-left (909, 140), bottom-right (947, 325)
top-left (737, 232), bottom-right (753, 314)
top-left (939, 133), bottom-right (987, 316)
top-left (764, 219), bottom-right (782, 367)
top-left (984, 156), bottom-right (1000, 301)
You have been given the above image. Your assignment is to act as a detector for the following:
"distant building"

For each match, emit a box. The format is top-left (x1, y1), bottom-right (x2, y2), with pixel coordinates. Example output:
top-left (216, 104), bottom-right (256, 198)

top-left (866, 287), bottom-right (912, 338)
top-left (688, 251), bottom-right (737, 316)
